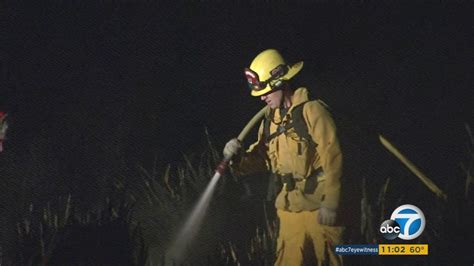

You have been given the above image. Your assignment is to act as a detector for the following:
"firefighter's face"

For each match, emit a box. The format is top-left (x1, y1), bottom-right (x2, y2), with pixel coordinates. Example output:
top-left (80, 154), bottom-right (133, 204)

top-left (260, 89), bottom-right (283, 109)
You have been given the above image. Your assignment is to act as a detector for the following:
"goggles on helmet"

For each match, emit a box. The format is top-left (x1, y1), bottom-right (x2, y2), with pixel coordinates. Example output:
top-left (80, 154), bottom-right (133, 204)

top-left (244, 64), bottom-right (289, 92)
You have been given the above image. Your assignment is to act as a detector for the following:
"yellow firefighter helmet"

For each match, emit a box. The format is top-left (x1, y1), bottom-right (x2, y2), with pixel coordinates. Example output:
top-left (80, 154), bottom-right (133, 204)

top-left (245, 49), bottom-right (303, 97)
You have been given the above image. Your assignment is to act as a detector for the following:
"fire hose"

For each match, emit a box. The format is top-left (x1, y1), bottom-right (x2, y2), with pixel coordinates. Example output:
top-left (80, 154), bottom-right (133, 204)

top-left (215, 105), bottom-right (269, 174)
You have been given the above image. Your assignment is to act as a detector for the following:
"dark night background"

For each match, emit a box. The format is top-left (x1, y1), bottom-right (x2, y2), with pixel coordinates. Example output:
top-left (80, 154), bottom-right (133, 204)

top-left (0, 1), bottom-right (472, 265)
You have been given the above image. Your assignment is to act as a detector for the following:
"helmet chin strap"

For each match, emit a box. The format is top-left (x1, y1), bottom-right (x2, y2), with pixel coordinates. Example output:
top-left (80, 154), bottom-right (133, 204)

top-left (279, 98), bottom-right (289, 118)
top-left (281, 86), bottom-right (293, 109)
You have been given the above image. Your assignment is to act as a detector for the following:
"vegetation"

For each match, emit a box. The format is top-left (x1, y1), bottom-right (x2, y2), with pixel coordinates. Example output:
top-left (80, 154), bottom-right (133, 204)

top-left (1, 125), bottom-right (472, 265)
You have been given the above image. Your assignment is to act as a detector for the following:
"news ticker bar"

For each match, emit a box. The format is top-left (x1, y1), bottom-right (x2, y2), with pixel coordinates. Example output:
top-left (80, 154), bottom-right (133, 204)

top-left (335, 244), bottom-right (428, 255)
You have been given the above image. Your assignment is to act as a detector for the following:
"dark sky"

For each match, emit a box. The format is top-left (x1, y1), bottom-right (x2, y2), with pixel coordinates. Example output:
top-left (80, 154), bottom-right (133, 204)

top-left (1, 2), bottom-right (472, 191)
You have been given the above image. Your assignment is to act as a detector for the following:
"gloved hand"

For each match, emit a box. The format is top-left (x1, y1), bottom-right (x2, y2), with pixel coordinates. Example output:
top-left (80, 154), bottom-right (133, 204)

top-left (318, 207), bottom-right (337, 226)
top-left (223, 138), bottom-right (242, 160)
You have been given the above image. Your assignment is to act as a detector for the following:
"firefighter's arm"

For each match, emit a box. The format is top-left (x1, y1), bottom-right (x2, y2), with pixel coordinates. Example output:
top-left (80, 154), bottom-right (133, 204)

top-left (304, 101), bottom-right (343, 210)
top-left (230, 120), bottom-right (269, 176)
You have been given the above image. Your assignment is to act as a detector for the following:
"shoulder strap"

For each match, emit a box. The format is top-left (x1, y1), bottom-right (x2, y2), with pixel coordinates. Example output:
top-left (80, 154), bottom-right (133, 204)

top-left (263, 99), bottom-right (334, 148)
top-left (263, 101), bottom-right (316, 147)
top-left (264, 107), bottom-right (291, 143)
top-left (291, 101), bottom-right (317, 147)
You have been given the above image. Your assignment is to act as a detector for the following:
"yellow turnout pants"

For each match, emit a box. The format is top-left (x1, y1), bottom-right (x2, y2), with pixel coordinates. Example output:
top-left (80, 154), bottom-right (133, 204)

top-left (275, 209), bottom-right (344, 266)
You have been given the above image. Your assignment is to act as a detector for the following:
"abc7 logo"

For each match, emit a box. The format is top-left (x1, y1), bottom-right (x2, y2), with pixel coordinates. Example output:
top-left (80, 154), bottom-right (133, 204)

top-left (380, 204), bottom-right (426, 240)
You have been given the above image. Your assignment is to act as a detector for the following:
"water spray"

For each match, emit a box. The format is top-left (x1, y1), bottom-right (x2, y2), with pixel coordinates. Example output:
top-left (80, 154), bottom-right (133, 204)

top-left (166, 106), bottom-right (268, 265)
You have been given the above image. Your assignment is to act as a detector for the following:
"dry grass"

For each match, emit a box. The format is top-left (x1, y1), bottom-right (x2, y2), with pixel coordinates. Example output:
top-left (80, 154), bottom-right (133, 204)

top-left (379, 134), bottom-right (447, 200)
top-left (2, 125), bottom-right (473, 265)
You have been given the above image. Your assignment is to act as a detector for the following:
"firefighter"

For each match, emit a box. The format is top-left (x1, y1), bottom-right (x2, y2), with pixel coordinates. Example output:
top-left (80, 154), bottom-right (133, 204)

top-left (224, 49), bottom-right (344, 265)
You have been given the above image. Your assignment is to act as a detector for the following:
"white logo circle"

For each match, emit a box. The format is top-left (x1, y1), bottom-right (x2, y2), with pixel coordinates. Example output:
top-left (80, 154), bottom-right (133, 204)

top-left (390, 204), bottom-right (425, 240)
